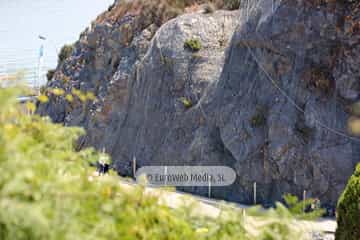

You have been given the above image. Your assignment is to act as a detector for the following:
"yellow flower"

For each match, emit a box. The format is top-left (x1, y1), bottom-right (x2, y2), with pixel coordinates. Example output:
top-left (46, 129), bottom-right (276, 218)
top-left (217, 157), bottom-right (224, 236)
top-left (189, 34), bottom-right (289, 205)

top-left (86, 92), bottom-right (96, 101)
top-left (51, 88), bottom-right (65, 96)
top-left (348, 117), bottom-right (360, 136)
top-left (38, 94), bottom-right (49, 103)
top-left (71, 88), bottom-right (81, 97)
top-left (195, 228), bottom-right (209, 234)
top-left (79, 93), bottom-right (87, 102)
top-left (71, 88), bottom-right (87, 102)
top-left (65, 94), bottom-right (74, 103)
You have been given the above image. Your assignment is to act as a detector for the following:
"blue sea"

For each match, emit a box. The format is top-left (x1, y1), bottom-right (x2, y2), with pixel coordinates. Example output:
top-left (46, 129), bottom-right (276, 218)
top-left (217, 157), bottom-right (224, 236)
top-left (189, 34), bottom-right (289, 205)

top-left (0, 0), bottom-right (114, 86)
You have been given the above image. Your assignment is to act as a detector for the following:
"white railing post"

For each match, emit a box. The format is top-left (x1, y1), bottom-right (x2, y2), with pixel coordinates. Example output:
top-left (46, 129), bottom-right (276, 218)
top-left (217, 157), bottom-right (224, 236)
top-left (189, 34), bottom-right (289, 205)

top-left (253, 182), bottom-right (257, 205)
top-left (164, 166), bottom-right (168, 186)
top-left (132, 156), bottom-right (137, 179)
top-left (208, 175), bottom-right (212, 199)
top-left (303, 190), bottom-right (307, 212)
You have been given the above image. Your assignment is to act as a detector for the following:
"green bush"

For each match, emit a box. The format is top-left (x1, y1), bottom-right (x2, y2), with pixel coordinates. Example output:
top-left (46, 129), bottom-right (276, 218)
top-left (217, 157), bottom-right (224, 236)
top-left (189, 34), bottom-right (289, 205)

top-left (58, 44), bottom-right (74, 64)
top-left (283, 194), bottom-right (325, 220)
top-left (250, 107), bottom-right (266, 128)
top-left (0, 87), bottom-right (310, 240)
top-left (336, 163), bottom-right (360, 240)
top-left (180, 97), bottom-right (193, 109)
top-left (184, 38), bottom-right (202, 52)
top-left (223, 0), bottom-right (241, 10)
top-left (46, 69), bottom-right (56, 81)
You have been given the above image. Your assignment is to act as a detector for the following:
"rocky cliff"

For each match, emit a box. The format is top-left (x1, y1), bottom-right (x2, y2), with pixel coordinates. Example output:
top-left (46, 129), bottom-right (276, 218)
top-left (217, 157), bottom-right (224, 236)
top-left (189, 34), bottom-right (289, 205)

top-left (38, 0), bottom-right (360, 206)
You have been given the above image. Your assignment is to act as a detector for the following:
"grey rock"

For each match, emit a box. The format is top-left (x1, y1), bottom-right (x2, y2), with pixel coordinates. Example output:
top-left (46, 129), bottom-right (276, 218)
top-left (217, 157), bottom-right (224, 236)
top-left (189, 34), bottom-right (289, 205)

top-left (38, 0), bottom-right (360, 206)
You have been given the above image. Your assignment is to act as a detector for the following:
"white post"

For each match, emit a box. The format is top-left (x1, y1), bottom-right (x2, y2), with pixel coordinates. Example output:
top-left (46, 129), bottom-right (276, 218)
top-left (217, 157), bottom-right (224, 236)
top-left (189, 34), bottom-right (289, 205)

top-left (208, 175), bottom-right (212, 199)
top-left (132, 156), bottom-right (137, 178)
top-left (37, 44), bottom-right (44, 94)
top-left (253, 182), bottom-right (257, 205)
top-left (164, 166), bottom-right (168, 186)
top-left (303, 190), bottom-right (307, 212)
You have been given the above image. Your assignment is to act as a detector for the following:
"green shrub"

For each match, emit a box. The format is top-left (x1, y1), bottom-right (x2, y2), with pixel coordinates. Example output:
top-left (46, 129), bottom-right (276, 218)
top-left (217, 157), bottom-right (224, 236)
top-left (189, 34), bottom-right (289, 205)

top-left (46, 69), bottom-right (56, 81)
top-left (180, 97), bottom-right (193, 109)
top-left (223, 0), bottom-right (241, 10)
top-left (250, 107), bottom-right (266, 128)
top-left (58, 44), bottom-right (74, 64)
top-left (295, 122), bottom-right (314, 142)
top-left (283, 194), bottom-right (325, 220)
top-left (336, 163), bottom-right (360, 240)
top-left (184, 38), bottom-right (202, 52)
top-left (0, 87), bottom-right (310, 240)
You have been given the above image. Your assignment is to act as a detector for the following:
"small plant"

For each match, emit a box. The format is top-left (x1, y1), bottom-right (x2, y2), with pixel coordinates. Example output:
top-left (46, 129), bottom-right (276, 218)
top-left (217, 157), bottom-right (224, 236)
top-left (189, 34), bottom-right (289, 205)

top-left (283, 193), bottom-right (325, 220)
top-left (307, 67), bottom-right (335, 95)
top-left (62, 76), bottom-right (71, 84)
top-left (58, 44), bottom-right (74, 64)
top-left (179, 97), bottom-right (193, 109)
top-left (250, 107), bottom-right (266, 128)
top-left (203, 3), bottom-right (215, 14)
top-left (184, 38), bottom-right (202, 52)
top-left (46, 69), bottom-right (56, 81)
top-left (295, 122), bottom-right (314, 142)
top-left (223, 0), bottom-right (241, 10)
top-left (40, 86), bottom-right (47, 95)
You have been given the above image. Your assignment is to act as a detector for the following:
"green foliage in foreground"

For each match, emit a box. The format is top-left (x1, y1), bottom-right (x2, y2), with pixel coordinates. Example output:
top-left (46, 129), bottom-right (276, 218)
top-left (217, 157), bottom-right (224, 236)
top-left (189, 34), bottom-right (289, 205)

top-left (0, 87), bottom-right (312, 240)
top-left (336, 163), bottom-right (360, 240)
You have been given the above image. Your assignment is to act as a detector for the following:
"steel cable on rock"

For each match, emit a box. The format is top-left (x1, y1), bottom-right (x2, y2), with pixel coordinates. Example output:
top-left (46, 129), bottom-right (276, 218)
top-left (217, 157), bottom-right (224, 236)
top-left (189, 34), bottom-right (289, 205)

top-left (243, 42), bottom-right (360, 143)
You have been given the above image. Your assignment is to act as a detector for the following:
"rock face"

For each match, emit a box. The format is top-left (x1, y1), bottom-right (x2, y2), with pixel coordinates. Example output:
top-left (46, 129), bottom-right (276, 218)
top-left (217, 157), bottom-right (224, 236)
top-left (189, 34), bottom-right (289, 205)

top-left (39, 0), bottom-right (360, 206)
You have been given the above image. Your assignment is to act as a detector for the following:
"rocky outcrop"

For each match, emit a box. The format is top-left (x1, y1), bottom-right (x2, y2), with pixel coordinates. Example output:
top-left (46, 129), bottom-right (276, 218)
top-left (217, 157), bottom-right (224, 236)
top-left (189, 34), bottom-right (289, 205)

top-left (39, 0), bottom-right (360, 206)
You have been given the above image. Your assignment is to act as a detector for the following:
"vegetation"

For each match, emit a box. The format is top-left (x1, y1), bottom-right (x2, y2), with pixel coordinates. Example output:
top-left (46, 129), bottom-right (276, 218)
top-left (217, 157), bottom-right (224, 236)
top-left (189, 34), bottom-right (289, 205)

top-left (307, 67), bottom-right (335, 95)
top-left (283, 194), bottom-right (325, 220)
top-left (180, 97), bottom-right (193, 108)
top-left (336, 163), bottom-right (360, 240)
top-left (295, 121), bottom-right (314, 142)
top-left (250, 107), bottom-right (266, 128)
top-left (58, 44), bottom-right (74, 64)
top-left (46, 69), bottom-right (56, 81)
top-left (337, 101), bottom-right (360, 239)
top-left (222, 0), bottom-right (241, 10)
top-left (98, 0), bottom-right (241, 31)
top-left (0, 87), bottom-right (324, 240)
top-left (184, 38), bottom-right (202, 52)
top-left (348, 101), bottom-right (360, 136)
